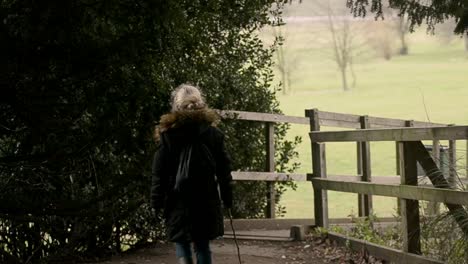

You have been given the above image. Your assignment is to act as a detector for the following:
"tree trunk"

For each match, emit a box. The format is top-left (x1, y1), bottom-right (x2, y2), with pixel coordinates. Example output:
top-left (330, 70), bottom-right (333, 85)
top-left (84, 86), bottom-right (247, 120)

top-left (274, 27), bottom-right (289, 95)
top-left (399, 32), bottom-right (408, 55)
top-left (398, 17), bottom-right (409, 55)
top-left (276, 44), bottom-right (288, 95)
top-left (340, 66), bottom-right (349, 91)
top-left (287, 69), bottom-right (292, 94)
top-left (465, 34), bottom-right (468, 52)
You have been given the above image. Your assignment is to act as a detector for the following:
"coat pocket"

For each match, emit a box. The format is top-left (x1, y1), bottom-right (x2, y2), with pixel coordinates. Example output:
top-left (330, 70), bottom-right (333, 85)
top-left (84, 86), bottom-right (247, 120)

top-left (166, 207), bottom-right (189, 242)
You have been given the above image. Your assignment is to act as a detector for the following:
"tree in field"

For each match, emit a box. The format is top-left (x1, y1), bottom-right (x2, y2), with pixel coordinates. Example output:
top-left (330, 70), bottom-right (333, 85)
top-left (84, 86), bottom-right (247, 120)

top-left (322, 0), bottom-right (367, 91)
top-left (393, 14), bottom-right (411, 55)
top-left (272, 6), bottom-right (302, 95)
top-left (370, 9), bottom-right (410, 58)
top-left (290, 0), bottom-right (367, 91)
top-left (328, 14), bottom-right (354, 91)
top-left (0, 1), bottom-right (300, 262)
top-left (273, 26), bottom-right (299, 95)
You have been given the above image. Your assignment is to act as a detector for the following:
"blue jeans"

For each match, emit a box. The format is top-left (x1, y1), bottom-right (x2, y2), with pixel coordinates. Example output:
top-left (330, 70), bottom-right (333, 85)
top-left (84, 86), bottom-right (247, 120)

top-left (175, 240), bottom-right (212, 264)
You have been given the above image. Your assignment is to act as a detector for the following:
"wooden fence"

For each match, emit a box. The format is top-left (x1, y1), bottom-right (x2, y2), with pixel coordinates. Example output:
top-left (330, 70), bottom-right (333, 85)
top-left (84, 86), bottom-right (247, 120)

top-left (219, 110), bottom-right (310, 218)
top-left (307, 109), bottom-right (468, 262)
top-left (221, 109), bottom-right (467, 219)
top-left (221, 108), bottom-right (468, 262)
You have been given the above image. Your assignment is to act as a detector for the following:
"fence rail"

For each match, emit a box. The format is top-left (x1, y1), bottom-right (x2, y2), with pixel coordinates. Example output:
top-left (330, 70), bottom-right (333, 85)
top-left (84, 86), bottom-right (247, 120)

top-left (310, 178), bottom-right (468, 205)
top-left (231, 171), bottom-right (307, 182)
top-left (310, 126), bottom-right (468, 142)
top-left (219, 109), bottom-right (445, 128)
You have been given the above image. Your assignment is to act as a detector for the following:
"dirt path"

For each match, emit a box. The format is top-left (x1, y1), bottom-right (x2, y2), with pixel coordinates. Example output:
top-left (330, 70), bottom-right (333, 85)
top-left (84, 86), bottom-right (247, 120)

top-left (97, 236), bottom-right (376, 264)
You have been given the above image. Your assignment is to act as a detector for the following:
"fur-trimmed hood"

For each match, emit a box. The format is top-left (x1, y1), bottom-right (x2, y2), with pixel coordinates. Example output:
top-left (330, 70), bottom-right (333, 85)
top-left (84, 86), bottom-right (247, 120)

top-left (154, 108), bottom-right (220, 142)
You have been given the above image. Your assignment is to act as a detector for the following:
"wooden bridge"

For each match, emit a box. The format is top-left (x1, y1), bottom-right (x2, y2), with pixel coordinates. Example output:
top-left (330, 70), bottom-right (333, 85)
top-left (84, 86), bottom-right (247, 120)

top-left (219, 108), bottom-right (468, 264)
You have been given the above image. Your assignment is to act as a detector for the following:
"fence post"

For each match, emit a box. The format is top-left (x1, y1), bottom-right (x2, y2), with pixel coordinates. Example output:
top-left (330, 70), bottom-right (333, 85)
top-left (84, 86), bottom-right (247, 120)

top-left (448, 124), bottom-right (457, 187)
top-left (358, 115), bottom-right (372, 218)
top-left (306, 108), bottom-right (328, 228)
top-left (265, 122), bottom-right (276, 218)
top-left (396, 120), bottom-right (414, 216)
top-left (426, 139), bottom-right (441, 215)
top-left (395, 141), bottom-right (400, 216)
top-left (399, 141), bottom-right (421, 254)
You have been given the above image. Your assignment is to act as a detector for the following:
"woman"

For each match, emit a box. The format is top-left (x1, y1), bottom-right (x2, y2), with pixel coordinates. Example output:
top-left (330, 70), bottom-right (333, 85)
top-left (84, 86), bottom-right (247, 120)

top-left (151, 84), bottom-right (233, 264)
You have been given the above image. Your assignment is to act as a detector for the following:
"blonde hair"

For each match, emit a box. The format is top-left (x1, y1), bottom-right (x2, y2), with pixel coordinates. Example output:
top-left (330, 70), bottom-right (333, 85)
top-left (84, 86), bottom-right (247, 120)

top-left (170, 84), bottom-right (206, 112)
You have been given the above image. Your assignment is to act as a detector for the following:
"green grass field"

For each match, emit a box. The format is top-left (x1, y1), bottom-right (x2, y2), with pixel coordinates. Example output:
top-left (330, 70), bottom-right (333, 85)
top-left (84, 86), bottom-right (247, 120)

top-left (269, 18), bottom-right (468, 219)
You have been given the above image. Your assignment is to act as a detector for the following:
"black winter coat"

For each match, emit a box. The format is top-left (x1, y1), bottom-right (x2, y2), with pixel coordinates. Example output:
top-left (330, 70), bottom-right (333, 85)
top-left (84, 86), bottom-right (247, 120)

top-left (150, 109), bottom-right (233, 242)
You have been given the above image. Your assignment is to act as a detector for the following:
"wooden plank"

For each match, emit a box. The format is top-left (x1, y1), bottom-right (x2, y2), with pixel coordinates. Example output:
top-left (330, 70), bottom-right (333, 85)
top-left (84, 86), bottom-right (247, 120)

top-left (325, 174), bottom-right (459, 185)
top-left (395, 141), bottom-right (402, 216)
top-left (325, 174), bottom-right (400, 184)
top-left (369, 116), bottom-right (408, 128)
top-left (412, 120), bottom-right (447, 128)
top-left (317, 111), bottom-right (360, 128)
top-left (399, 142), bottom-right (421, 254)
top-left (432, 140), bottom-right (440, 173)
top-left (370, 117), bottom-right (444, 129)
top-left (306, 109), bottom-right (329, 228)
top-left (357, 140), bottom-right (363, 215)
top-left (319, 119), bottom-right (360, 128)
top-left (358, 116), bottom-right (372, 217)
top-left (448, 138), bottom-right (457, 187)
top-left (219, 109), bottom-right (445, 128)
top-left (219, 110), bottom-right (309, 124)
top-left (312, 143), bottom-right (328, 228)
top-left (231, 172), bottom-right (307, 181)
top-left (317, 110), bottom-right (360, 123)
top-left (223, 233), bottom-right (293, 242)
top-left (395, 142), bottom-right (401, 176)
top-left (394, 121), bottom-right (414, 216)
top-left (317, 174), bottom-right (359, 182)
top-left (231, 172), bottom-right (426, 184)
top-left (310, 178), bottom-right (468, 205)
top-left (225, 218), bottom-right (315, 231)
top-left (265, 123), bottom-right (276, 219)
top-left (310, 126), bottom-right (468, 142)
top-left (317, 110), bottom-right (444, 129)
top-left (327, 232), bottom-right (444, 264)
top-left (223, 217), bottom-right (397, 231)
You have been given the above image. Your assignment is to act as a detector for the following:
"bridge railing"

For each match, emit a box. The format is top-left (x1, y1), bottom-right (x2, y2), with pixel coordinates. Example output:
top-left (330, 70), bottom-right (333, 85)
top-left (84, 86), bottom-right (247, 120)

top-left (220, 109), bottom-right (465, 219)
top-left (308, 119), bottom-right (468, 260)
top-left (220, 109), bottom-right (467, 262)
top-left (218, 110), bottom-right (309, 218)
